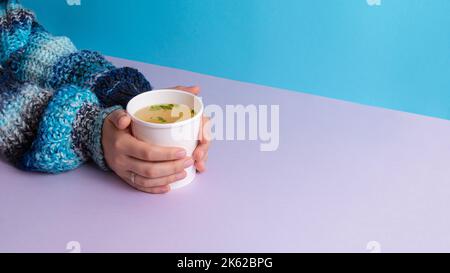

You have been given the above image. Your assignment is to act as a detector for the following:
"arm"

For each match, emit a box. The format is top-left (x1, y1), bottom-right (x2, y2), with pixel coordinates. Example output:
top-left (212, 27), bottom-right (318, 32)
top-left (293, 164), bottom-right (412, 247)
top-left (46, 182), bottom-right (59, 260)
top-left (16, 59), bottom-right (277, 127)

top-left (0, 0), bottom-right (151, 108)
top-left (0, 73), bottom-right (53, 164)
top-left (21, 85), bottom-right (121, 173)
top-left (0, 1), bottom-right (210, 193)
top-left (0, 74), bottom-right (120, 172)
top-left (0, 74), bottom-right (209, 192)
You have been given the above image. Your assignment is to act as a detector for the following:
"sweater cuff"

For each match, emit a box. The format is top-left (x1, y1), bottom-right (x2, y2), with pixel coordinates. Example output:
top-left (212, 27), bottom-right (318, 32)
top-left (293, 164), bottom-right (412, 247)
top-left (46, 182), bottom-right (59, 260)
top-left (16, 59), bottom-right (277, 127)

top-left (21, 85), bottom-right (99, 173)
top-left (21, 83), bottom-right (122, 173)
top-left (88, 105), bottom-right (122, 171)
top-left (91, 67), bottom-right (152, 108)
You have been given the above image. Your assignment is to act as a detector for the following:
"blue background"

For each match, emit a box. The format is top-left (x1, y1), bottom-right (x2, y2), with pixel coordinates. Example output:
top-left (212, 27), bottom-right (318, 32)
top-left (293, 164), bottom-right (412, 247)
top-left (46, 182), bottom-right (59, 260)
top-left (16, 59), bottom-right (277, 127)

top-left (22, 0), bottom-right (450, 119)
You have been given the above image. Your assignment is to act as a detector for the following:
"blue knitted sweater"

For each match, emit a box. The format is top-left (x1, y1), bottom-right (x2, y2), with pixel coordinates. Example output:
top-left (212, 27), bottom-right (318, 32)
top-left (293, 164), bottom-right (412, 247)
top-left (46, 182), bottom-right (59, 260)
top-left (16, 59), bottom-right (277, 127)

top-left (0, 0), bottom-right (152, 173)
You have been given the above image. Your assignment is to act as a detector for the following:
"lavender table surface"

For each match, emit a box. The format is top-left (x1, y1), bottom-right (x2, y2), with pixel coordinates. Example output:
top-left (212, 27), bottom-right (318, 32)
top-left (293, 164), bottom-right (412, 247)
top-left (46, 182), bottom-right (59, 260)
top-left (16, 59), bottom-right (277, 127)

top-left (2, 57), bottom-right (450, 253)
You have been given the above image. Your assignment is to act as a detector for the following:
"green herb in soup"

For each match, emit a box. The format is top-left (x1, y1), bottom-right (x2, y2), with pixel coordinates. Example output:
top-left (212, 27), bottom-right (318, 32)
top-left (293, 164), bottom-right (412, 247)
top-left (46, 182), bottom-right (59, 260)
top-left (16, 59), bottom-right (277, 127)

top-left (149, 104), bottom-right (175, 111)
top-left (135, 103), bottom-right (196, 124)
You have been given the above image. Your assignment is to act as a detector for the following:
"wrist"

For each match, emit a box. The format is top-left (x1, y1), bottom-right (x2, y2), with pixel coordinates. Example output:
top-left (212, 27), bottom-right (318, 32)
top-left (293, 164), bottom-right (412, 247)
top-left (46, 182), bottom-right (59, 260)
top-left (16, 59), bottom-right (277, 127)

top-left (88, 105), bottom-right (123, 171)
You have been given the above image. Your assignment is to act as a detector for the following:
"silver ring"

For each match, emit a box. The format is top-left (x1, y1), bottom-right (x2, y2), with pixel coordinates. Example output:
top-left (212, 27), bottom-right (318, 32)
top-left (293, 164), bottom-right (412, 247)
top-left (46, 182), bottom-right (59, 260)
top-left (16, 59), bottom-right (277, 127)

top-left (130, 172), bottom-right (136, 185)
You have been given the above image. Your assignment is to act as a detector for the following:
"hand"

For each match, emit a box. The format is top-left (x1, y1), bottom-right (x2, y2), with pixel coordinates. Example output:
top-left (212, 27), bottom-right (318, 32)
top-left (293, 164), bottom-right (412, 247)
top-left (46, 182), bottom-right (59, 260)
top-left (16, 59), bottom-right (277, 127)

top-left (102, 110), bottom-right (193, 194)
top-left (171, 86), bottom-right (211, 172)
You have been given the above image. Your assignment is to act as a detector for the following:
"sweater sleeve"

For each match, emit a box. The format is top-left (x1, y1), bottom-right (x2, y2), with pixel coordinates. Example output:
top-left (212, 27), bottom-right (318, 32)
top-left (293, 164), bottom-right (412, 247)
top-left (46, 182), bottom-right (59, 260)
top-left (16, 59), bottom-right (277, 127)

top-left (0, 0), bottom-right (152, 108)
top-left (0, 74), bottom-right (53, 164)
top-left (21, 85), bottom-right (121, 173)
top-left (0, 76), bottom-right (120, 173)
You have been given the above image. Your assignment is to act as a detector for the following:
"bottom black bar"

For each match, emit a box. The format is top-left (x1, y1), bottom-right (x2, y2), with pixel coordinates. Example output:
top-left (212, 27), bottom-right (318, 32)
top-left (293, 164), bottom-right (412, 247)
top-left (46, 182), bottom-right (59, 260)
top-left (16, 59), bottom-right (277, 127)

top-left (0, 253), bottom-right (443, 271)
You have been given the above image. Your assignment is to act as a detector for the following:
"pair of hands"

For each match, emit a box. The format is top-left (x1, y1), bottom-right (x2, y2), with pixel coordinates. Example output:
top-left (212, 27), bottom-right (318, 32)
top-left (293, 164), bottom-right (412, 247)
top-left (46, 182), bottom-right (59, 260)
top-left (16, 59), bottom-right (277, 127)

top-left (102, 86), bottom-right (210, 194)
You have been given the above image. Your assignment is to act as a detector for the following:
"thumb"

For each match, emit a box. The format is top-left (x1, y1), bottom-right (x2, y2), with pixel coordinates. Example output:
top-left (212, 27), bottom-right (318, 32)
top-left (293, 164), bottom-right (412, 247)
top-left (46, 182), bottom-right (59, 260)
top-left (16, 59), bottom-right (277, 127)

top-left (107, 109), bottom-right (131, 130)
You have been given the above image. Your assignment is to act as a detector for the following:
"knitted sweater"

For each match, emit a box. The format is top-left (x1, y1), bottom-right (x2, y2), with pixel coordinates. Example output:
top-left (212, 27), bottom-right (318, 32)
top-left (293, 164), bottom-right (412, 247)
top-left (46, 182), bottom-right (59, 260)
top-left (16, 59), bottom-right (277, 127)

top-left (0, 0), bottom-right (152, 173)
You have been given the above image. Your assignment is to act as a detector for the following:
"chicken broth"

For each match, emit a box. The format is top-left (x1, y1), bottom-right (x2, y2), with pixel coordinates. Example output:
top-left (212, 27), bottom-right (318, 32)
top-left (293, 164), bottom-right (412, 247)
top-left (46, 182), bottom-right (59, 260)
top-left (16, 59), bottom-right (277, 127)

top-left (134, 104), bottom-right (195, 124)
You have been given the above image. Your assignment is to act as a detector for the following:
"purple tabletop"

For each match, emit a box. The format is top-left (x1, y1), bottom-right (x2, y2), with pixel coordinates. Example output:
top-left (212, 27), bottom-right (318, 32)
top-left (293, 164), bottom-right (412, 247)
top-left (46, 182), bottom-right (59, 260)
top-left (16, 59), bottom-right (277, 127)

top-left (2, 56), bottom-right (450, 253)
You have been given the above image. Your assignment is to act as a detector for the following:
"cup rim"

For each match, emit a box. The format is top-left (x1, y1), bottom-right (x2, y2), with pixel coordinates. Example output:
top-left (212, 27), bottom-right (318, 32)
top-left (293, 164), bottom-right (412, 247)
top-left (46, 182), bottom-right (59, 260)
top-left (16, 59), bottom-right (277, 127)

top-left (126, 89), bottom-right (204, 129)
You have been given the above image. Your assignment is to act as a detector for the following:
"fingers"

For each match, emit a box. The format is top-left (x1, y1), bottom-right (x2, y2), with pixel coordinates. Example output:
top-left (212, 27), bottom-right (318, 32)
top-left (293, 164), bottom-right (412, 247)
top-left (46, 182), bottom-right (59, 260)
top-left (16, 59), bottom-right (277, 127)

top-left (118, 167), bottom-right (188, 194)
top-left (193, 142), bottom-right (209, 173)
top-left (129, 170), bottom-right (187, 188)
top-left (192, 115), bottom-right (211, 173)
top-left (195, 157), bottom-right (207, 173)
top-left (128, 156), bottom-right (194, 179)
top-left (172, 85), bottom-right (201, 95)
top-left (122, 134), bottom-right (187, 161)
top-left (194, 116), bottom-right (211, 161)
top-left (135, 185), bottom-right (171, 194)
top-left (199, 116), bottom-right (212, 144)
top-left (127, 177), bottom-right (171, 194)
top-left (107, 109), bottom-right (131, 130)
top-left (193, 143), bottom-right (208, 162)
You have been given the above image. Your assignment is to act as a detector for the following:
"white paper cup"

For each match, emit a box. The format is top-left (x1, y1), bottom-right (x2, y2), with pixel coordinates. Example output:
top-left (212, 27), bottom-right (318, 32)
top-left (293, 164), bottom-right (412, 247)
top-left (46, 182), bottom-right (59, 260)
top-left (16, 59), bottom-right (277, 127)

top-left (126, 89), bottom-right (203, 190)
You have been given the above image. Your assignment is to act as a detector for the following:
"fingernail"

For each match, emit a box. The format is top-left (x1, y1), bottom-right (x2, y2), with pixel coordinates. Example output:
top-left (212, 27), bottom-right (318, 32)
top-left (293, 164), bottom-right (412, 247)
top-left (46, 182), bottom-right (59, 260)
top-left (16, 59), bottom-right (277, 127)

top-left (175, 150), bottom-right (186, 159)
top-left (184, 159), bottom-right (194, 168)
top-left (176, 171), bottom-right (187, 180)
